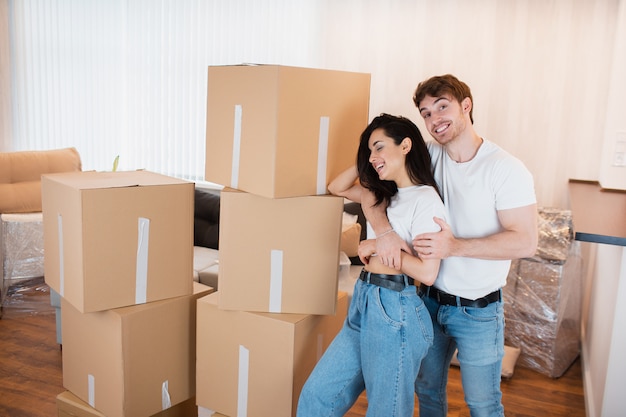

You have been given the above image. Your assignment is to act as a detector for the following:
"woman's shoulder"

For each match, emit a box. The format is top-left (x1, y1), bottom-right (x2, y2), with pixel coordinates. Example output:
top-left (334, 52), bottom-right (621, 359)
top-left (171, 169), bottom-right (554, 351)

top-left (399, 184), bottom-right (442, 201)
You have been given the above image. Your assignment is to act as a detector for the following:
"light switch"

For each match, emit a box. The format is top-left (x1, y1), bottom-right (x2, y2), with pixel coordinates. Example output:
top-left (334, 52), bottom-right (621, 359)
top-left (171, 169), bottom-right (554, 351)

top-left (612, 132), bottom-right (626, 167)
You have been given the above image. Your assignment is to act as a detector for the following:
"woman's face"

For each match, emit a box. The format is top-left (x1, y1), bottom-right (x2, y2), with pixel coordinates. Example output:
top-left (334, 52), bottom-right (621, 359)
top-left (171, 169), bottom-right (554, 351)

top-left (368, 128), bottom-right (411, 186)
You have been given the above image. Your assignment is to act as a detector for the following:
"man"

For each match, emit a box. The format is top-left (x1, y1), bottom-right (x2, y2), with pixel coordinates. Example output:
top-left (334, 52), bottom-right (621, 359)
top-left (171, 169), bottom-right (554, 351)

top-left (363, 74), bottom-right (537, 417)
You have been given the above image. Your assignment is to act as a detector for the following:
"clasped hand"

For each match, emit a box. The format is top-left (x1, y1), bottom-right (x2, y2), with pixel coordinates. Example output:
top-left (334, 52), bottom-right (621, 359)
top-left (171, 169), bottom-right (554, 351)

top-left (372, 217), bottom-right (454, 270)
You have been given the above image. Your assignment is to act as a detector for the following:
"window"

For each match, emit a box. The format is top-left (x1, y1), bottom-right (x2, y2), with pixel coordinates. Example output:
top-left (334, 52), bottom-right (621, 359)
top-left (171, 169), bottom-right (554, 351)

top-left (8, 0), bottom-right (318, 182)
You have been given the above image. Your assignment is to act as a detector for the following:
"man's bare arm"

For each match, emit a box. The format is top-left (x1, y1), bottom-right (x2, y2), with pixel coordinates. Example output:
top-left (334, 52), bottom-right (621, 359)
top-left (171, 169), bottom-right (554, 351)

top-left (413, 204), bottom-right (538, 260)
top-left (361, 189), bottom-right (410, 270)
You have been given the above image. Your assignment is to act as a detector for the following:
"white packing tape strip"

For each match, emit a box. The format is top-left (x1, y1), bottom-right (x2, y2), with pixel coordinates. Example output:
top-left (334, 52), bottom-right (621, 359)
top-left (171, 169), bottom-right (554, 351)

top-left (269, 250), bottom-right (283, 313)
top-left (88, 374), bottom-right (96, 408)
top-left (198, 406), bottom-right (216, 416)
top-left (237, 345), bottom-right (249, 417)
top-left (317, 116), bottom-right (330, 195)
top-left (231, 104), bottom-right (243, 188)
top-left (162, 380), bottom-right (171, 410)
top-left (136, 217), bottom-right (150, 304)
top-left (57, 214), bottom-right (65, 296)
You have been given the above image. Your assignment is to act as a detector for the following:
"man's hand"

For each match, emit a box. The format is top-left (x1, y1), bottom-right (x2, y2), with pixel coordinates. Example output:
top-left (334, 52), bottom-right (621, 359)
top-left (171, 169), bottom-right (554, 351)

top-left (415, 205), bottom-right (538, 261)
top-left (360, 188), bottom-right (409, 270)
top-left (413, 217), bottom-right (455, 259)
top-left (357, 239), bottom-right (377, 265)
top-left (375, 231), bottom-right (410, 270)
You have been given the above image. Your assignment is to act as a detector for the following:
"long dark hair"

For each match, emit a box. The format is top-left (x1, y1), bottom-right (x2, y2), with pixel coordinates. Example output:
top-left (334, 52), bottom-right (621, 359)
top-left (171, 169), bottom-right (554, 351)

top-left (356, 113), bottom-right (440, 207)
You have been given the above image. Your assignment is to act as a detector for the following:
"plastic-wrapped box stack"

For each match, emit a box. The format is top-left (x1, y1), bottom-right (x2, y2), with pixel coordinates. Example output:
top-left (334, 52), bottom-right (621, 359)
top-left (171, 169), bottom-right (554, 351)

top-left (0, 213), bottom-right (48, 316)
top-left (503, 207), bottom-right (583, 378)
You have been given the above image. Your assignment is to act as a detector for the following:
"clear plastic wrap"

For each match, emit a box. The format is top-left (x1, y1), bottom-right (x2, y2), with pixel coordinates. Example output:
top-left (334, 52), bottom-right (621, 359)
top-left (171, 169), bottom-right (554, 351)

top-left (503, 208), bottom-right (582, 378)
top-left (1, 213), bottom-right (48, 317)
top-left (0, 276), bottom-right (54, 318)
top-left (534, 207), bottom-right (575, 263)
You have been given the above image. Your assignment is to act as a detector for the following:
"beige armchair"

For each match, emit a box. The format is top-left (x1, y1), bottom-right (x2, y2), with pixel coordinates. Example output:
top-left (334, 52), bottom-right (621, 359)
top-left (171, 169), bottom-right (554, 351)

top-left (0, 147), bottom-right (81, 317)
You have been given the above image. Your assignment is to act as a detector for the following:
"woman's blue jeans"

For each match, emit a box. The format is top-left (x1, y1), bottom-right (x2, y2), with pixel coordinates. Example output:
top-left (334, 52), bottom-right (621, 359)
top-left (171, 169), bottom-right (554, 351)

top-left (415, 292), bottom-right (505, 417)
top-left (297, 278), bottom-right (433, 417)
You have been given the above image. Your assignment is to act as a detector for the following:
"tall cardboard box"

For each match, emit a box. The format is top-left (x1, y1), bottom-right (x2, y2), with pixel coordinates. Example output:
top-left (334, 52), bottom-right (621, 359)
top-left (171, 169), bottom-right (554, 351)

top-left (218, 188), bottom-right (343, 315)
top-left (196, 291), bottom-right (349, 417)
top-left (205, 64), bottom-right (370, 199)
top-left (42, 170), bottom-right (194, 313)
top-left (61, 282), bottom-right (213, 417)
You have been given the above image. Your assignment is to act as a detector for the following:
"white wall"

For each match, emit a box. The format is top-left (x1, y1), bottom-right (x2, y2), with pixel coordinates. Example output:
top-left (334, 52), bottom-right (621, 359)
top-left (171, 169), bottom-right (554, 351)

top-left (318, 0), bottom-right (619, 207)
top-left (599, 0), bottom-right (626, 190)
top-left (581, 243), bottom-right (626, 417)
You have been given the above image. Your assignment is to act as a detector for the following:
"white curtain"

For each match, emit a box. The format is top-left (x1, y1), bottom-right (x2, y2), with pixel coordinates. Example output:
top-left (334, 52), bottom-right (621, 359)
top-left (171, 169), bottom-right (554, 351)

top-left (8, 0), bottom-right (320, 180)
top-left (7, 0), bottom-right (621, 206)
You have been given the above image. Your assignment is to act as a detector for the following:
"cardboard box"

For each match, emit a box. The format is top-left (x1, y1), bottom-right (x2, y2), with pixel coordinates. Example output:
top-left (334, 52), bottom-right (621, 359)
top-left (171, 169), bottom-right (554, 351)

top-left (196, 291), bottom-right (349, 417)
top-left (42, 170), bottom-right (194, 313)
top-left (198, 407), bottom-right (228, 417)
top-left (218, 189), bottom-right (343, 314)
top-left (57, 390), bottom-right (105, 417)
top-left (56, 391), bottom-right (198, 417)
top-left (205, 64), bottom-right (370, 199)
top-left (61, 282), bottom-right (213, 417)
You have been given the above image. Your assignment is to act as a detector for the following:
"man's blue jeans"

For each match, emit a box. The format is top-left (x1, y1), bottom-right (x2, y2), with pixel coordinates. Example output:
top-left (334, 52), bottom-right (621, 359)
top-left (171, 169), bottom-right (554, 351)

top-left (297, 278), bottom-right (433, 417)
top-left (415, 292), bottom-right (505, 417)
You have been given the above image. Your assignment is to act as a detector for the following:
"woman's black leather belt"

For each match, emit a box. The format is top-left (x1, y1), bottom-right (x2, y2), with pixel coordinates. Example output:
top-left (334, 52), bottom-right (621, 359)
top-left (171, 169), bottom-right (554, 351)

top-left (359, 269), bottom-right (415, 292)
top-left (420, 285), bottom-right (501, 308)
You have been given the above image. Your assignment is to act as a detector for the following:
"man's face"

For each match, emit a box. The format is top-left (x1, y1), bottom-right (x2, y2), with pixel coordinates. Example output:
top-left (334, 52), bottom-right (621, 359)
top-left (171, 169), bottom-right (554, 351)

top-left (418, 94), bottom-right (468, 145)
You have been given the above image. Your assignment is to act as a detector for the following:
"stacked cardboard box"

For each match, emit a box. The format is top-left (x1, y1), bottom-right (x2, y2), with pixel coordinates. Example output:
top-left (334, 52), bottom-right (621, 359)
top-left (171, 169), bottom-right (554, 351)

top-left (197, 291), bottom-right (348, 417)
top-left (42, 170), bottom-right (214, 416)
top-left (205, 64), bottom-right (371, 200)
top-left (42, 171), bottom-right (195, 313)
top-left (503, 208), bottom-right (583, 378)
top-left (197, 64), bottom-right (370, 416)
top-left (57, 390), bottom-right (198, 417)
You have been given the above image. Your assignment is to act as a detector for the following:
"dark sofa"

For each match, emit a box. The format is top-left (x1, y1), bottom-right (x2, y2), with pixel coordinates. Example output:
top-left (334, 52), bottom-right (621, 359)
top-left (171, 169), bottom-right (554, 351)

top-left (193, 188), bottom-right (366, 265)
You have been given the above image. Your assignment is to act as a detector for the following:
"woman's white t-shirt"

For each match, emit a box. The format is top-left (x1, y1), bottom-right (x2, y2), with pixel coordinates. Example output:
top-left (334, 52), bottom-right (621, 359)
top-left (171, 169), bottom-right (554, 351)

top-left (366, 184), bottom-right (447, 257)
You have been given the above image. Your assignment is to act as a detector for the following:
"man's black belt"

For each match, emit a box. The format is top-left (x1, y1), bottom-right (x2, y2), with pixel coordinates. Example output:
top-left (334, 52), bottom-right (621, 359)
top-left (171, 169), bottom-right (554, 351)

top-left (420, 285), bottom-right (501, 308)
top-left (359, 269), bottom-right (415, 292)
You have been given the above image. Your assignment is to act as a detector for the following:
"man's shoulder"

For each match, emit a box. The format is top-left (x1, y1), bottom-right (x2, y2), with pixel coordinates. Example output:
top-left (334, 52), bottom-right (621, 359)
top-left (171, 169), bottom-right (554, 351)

top-left (479, 140), bottom-right (535, 194)
top-left (479, 140), bottom-right (526, 166)
top-left (426, 140), bottom-right (444, 156)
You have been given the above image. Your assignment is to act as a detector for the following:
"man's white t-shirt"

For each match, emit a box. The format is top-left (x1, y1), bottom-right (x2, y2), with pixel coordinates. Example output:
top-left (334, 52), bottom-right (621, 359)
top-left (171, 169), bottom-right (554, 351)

top-left (427, 139), bottom-right (536, 299)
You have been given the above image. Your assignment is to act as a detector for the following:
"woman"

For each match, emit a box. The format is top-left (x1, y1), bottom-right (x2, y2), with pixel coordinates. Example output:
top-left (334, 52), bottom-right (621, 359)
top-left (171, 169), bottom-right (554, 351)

top-left (297, 113), bottom-right (447, 416)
